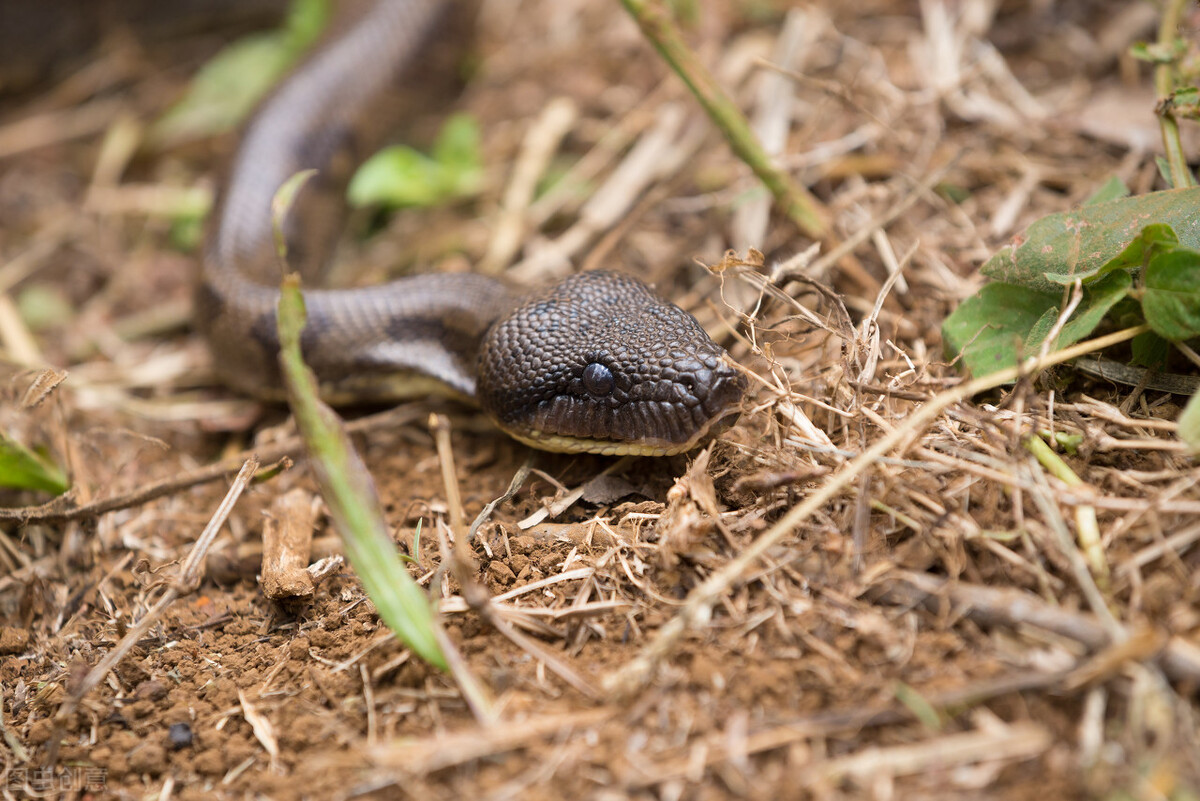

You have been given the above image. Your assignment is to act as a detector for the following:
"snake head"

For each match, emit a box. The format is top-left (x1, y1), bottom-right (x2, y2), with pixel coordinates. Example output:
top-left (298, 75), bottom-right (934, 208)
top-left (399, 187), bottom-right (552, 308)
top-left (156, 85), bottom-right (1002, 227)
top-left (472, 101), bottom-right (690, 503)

top-left (476, 271), bottom-right (747, 456)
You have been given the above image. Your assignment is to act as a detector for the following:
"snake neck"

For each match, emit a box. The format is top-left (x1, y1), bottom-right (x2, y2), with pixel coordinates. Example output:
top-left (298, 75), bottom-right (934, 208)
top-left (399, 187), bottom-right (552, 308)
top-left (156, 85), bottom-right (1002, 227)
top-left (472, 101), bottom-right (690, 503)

top-left (197, 269), bottom-right (516, 402)
top-left (210, 0), bottom-right (446, 283)
top-left (200, 0), bottom-right (502, 402)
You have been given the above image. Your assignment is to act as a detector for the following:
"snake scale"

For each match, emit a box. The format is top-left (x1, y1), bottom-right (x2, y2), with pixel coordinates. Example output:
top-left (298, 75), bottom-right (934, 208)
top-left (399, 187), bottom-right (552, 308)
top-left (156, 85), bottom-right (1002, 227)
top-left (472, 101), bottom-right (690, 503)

top-left (197, 0), bottom-right (748, 456)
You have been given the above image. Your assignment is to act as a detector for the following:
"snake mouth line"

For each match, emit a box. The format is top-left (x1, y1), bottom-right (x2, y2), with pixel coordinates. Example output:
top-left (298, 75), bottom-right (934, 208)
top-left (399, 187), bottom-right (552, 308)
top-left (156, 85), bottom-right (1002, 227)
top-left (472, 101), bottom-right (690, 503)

top-left (498, 405), bottom-right (743, 456)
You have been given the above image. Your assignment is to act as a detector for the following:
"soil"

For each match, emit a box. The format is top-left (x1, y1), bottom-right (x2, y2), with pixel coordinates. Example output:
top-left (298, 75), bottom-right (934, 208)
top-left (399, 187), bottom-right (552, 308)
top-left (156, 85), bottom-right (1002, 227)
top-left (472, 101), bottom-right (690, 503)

top-left (2, 1), bottom-right (1200, 799)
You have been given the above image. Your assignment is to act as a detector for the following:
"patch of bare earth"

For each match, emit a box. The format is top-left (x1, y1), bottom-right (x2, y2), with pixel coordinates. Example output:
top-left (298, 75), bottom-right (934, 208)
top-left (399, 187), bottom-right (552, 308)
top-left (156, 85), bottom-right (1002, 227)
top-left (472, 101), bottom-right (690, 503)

top-left (2, 0), bottom-right (1199, 798)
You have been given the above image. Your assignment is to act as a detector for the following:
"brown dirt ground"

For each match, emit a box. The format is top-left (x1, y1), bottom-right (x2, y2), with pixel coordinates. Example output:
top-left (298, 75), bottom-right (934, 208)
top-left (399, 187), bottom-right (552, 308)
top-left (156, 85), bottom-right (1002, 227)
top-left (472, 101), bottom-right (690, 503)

top-left (3, 0), bottom-right (1200, 798)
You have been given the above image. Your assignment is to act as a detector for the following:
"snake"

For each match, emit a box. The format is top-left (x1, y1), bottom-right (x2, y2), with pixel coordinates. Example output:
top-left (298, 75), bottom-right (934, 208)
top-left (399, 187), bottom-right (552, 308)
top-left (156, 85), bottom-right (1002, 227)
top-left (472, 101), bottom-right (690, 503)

top-left (196, 0), bottom-right (748, 456)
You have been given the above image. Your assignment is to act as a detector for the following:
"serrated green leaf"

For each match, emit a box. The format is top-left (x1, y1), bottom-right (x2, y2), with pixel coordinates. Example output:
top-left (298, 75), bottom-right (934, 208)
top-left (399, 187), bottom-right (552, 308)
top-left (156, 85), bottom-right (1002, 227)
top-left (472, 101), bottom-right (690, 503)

top-left (981, 188), bottom-right (1200, 293)
top-left (942, 283), bottom-right (1059, 378)
top-left (0, 434), bottom-right (68, 495)
top-left (1142, 245), bottom-right (1200, 341)
top-left (1083, 176), bottom-right (1129, 206)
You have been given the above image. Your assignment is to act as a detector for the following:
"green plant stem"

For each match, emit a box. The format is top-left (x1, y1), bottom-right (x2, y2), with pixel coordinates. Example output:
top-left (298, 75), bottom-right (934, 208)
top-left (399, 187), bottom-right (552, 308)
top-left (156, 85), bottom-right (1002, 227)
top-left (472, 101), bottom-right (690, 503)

top-left (1023, 434), bottom-right (1108, 586)
top-left (276, 278), bottom-right (448, 670)
top-left (1155, 0), bottom-right (1195, 188)
top-left (271, 170), bottom-right (447, 668)
top-left (618, 0), bottom-right (827, 238)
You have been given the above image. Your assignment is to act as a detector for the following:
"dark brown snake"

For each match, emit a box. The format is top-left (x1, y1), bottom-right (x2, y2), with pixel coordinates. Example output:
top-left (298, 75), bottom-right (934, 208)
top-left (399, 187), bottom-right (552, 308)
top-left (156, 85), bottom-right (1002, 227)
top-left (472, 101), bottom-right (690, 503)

top-left (197, 0), bottom-right (747, 455)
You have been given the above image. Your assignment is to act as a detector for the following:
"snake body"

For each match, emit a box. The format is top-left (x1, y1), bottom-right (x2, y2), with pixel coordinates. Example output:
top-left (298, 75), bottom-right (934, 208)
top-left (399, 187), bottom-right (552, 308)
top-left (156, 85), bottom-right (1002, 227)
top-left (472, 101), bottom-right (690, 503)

top-left (198, 0), bottom-right (747, 456)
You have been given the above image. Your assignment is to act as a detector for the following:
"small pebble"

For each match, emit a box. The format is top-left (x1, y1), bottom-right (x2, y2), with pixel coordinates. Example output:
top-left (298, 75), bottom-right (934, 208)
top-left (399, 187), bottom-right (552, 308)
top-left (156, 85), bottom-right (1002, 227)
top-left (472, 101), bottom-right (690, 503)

top-left (168, 722), bottom-right (193, 750)
top-left (487, 560), bottom-right (516, 585)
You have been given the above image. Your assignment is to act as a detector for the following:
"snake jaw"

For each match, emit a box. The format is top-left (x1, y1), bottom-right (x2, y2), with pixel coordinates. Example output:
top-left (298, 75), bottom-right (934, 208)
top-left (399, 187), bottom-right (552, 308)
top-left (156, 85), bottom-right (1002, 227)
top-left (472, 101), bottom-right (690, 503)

top-left (477, 271), bottom-right (747, 454)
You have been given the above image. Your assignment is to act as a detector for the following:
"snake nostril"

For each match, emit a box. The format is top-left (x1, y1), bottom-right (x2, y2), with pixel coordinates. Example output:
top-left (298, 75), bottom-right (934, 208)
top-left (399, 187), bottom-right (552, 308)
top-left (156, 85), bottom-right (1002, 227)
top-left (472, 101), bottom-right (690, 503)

top-left (699, 371), bottom-right (748, 417)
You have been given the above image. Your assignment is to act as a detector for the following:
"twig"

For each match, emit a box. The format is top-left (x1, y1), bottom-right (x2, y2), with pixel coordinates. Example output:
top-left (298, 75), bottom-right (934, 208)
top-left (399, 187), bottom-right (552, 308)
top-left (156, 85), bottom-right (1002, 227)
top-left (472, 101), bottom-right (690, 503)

top-left (872, 570), bottom-right (1200, 685)
top-left (481, 97), bottom-right (577, 274)
top-left (804, 722), bottom-right (1051, 788)
top-left (631, 668), bottom-right (1069, 787)
top-left (431, 415), bottom-right (599, 700)
top-left (469, 456), bottom-right (534, 545)
top-left (0, 404), bottom-right (428, 524)
top-left (368, 709), bottom-right (611, 774)
top-left (260, 488), bottom-right (316, 602)
top-left (49, 457), bottom-right (259, 764)
top-left (517, 456), bottom-right (636, 529)
top-left (1022, 467), bottom-right (1120, 636)
top-left (618, 0), bottom-right (827, 238)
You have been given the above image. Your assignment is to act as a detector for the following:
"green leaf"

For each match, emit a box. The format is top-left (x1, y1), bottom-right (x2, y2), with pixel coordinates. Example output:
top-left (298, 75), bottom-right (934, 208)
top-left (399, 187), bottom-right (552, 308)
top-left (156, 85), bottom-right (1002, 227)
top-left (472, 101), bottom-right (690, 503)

top-left (0, 434), bottom-right (68, 495)
top-left (1142, 244), bottom-right (1200, 341)
top-left (348, 114), bottom-right (483, 209)
top-left (935, 182), bottom-right (970, 204)
top-left (272, 164), bottom-right (447, 676)
top-left (1171, 86), bottom-right (1200, 121)
top-left (1021, 306), bottom-right (1061, 359)
top-left (1178, 392), bottom-right (1200, 455)
top-left (1025, 270), bottom-right (1132, 353)
top-left (1155, 156), bottom-right (1174, 187)
top-left (348, 147), bottom-right (447, 208)
top-left (1131, 330), bottom-right (1170, 370)
top-left (169, 215), bottom-right (205, 252)
top-left (271, 168), bottom-right (319, 261)
top-left (282, 0), bottom-right (329, 46)
top-left (1083, 176), bottom-right (1129, 206)
top-left (17, 285), bottom-right (74, 331)
top-left (893, 683), bottom-right (942, 731)
top-left (1052, 431), bottom-right (1084, 454)
top-left (981, 188), bottom-right (1200, 294)
top-left (276, 276), bottom-right (447, 670)
top-left (1130, 39), bottom-right (1187, 64)
top-left (432, 114), bottom-right (482, 176)
top-left (1076, 223), bottom-right (1180, 282)
top-left (151, 0), bottom-right (329, 146)
top-left (942, 283), bottom-right (1059, 378)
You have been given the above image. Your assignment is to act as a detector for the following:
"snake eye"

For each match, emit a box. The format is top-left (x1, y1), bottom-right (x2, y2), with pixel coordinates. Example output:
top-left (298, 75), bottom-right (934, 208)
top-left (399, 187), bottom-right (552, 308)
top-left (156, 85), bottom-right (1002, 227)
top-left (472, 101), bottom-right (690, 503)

top-left (582, 362), bottom-right (614, 396)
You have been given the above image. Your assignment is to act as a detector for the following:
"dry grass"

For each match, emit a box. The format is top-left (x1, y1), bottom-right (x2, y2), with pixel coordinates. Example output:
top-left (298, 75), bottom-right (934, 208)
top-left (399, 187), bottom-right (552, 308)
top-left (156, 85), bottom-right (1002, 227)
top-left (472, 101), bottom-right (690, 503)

top-left (2, 0), bottom-right (1199, 799)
